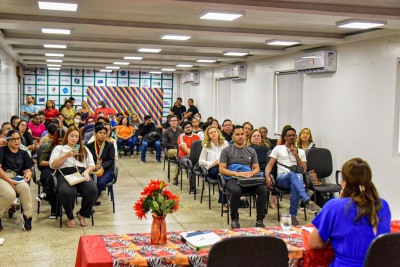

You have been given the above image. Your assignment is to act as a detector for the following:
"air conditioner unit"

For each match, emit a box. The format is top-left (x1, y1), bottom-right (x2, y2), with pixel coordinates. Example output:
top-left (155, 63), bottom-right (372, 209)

top-left (182, 71), bottom-right (200, 84)
top-left (223, 64), bottom-right (247, 80)
top-left (294, 50), bottom-right (337, 73)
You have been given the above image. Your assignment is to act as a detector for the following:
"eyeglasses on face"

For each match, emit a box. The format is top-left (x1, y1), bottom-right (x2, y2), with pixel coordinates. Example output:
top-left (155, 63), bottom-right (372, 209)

top-left (10, 137), bottom-right (21, 142)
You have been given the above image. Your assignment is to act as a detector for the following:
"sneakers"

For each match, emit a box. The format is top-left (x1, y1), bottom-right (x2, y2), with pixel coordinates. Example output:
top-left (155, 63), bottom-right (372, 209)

top-left (141, 159), bottom-right (146, 164)
top-left (8, 204), bottom-right (19, 218)
top-left (157, 159), bottom-right (161, 163)
top-left (49, 213), bottom-right (57, 219)
top-left (291, 215), bottom-right (300, 226)
top-left (306, 201), bottom-right (321, 213)
top-left (21, 213), bottom-right (32, 231)
top-left (231, 220), bottom-right (240, 229)
top-left (36, 192), bottom-right (46, 202)
top-left (255, 220), bottom-right (265, 227)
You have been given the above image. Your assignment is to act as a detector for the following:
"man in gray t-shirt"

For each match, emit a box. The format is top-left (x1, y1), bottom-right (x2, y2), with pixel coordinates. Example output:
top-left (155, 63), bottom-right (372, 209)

top-left (219, 126), bottom-right (267, 229)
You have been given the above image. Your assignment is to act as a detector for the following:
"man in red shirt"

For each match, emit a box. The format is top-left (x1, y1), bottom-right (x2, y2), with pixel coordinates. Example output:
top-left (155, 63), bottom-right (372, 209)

top-left (177, 121), bottom-right (200, 192)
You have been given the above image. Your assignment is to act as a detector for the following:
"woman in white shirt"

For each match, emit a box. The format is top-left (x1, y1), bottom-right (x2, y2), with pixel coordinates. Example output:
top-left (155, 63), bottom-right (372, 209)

top-left (49, 126), bottom-right (96, 228)
top-left (199, 125), bottom-right (229, 210)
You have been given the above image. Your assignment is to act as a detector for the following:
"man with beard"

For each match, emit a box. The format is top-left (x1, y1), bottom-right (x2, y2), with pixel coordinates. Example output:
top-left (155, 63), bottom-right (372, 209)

top-left (20, 95), bottom-right (39, 122)
top-left (162, 115), bottom-right (183, 185)
top-left (265, 127), bottom-right (320, 226)
top-left (219, 125), bottom-right (267, 229)
top-left (177, 121), bottom-right (200, 192)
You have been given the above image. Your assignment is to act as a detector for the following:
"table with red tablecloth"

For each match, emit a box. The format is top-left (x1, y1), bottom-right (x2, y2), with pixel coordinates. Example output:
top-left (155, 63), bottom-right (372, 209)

top-left (75, 226), bottom-right (308, 267)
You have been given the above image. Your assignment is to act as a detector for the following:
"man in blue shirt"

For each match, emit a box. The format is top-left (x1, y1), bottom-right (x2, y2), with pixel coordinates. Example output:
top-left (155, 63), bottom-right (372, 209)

top-left (20, 95), bottom-right (38, 121)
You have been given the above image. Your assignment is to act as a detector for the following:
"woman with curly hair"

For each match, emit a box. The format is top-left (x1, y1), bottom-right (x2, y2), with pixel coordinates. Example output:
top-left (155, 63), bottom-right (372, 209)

top-left (309, 158), bottom-right (391, 267)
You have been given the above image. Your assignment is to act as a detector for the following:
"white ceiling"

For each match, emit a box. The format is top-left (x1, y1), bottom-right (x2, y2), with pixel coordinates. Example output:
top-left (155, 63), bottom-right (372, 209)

top-left (1, 0), bottom-right (400, 72)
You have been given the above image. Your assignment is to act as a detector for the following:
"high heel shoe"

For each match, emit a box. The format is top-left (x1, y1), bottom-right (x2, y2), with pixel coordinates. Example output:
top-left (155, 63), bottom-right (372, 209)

top-left (269, 195), bottom-right (277, 210)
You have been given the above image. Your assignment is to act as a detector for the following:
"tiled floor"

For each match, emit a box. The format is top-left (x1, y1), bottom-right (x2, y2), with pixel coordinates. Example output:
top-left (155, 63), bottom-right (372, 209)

top-left (0, 152), bottom-right (313, 266)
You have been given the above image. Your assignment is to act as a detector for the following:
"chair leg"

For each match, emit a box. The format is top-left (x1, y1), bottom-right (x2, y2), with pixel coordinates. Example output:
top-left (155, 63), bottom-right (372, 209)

top-left (277, 194), bottom-right (281, 222)
top-left (227, 198), bottom-right (230, 225)
top-left (57, 197), bottom-right (63, 228)
top-left (265, 190), bottom-right (270, 215)
top-left (110, 186), bottom-right (115, 213)
top-left (163, 156), bottom-right (166, 171)
top-left (167, 160), bottom-right (171, 182)
top-left (249, 196), bottom-right (252, 217)
top-left (91, 210), bottom-right (94, 226)
top-left (37, 183), bottom-right (41, 214)
top-left (208, 182), bottom-right (211, 210)
top-left (180, 168), bottom-right (183, 191)
top-left (200, 179), bottom-right (205, 204)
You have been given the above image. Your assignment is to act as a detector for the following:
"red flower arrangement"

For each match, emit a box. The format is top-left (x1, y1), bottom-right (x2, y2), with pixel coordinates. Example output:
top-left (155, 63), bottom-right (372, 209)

top-left (133, 179), bottom-right (180, 220)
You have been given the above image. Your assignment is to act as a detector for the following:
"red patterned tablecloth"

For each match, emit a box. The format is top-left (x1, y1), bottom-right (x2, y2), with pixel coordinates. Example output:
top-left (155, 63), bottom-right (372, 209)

top-left (76, 226), bottom-right (305, 267)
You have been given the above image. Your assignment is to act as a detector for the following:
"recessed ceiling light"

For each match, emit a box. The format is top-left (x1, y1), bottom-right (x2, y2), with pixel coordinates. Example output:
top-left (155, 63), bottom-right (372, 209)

top-left (150, 71), bottom-right (163, 74)
top-left (105, 66), bottom-right (120, 69)
top-left (47, 64), bottom-right (61, 67)
top-left (223, 51), bottom-right (248, 56)
top-left (38, 2), bottom-right (78, 11)
top-left (200, 10), bottom-right (244, 21)
top-left (138, 48), bottom-right (161, 53)
top-left (45, 53), bottom-right (64, 57)
top-left (42, 28), bottom-right (70, 35)
top-left (44, 44), bottom-right (67, 49)
top-left (47, 67), bottom-right (60, 70)
top-left (160, 33), bottom-right (191, 41)
top-left (113, 62), bottom-right (129, 65)
top-left (46, 59), bottom-right (62, 62)
top-left (266, 40), bottom-right (300, 46)
top-left (161, 68), bottom-right (176, 71)
top-left (176, 64), bottom-right (193, 68)
top-left (124, 56), bottom-right (143, 60)
top-left (100, 69), bottom-right (112, 72)
top-left (336, 19), bottom-right (386, 29)
top-left (197, 59), bottom-right (217, 63)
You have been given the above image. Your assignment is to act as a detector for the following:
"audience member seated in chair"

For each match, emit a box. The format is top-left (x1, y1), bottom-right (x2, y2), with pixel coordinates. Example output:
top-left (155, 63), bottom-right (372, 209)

top-left (0, 130), bottom-right (34, 231)
top-left (49, 126), bottom-right (97, 228)
top-left (309, 158), bottom-right (391, 267)
top-left (177, 121), bottom-right (200, 192)
top-left (138, 115), bottom-right (161, 163)
top-left (199, 125), bottom-right (229, 210)
top-left (86, 125), bottom-right (115, 206)
top-left (219, 125), bottom-right (267, 229)
top-left (37, 129), bottom-right (66, 218)
top-left (247, 129), bottom-right (271, 173)
top-left (296, 127), bottom-right (316, 151)
top-left (116, 117), bottom-right (136, 159)
top-left (162, 115), bottom-right (183, 185)
top-left (265, 127), bottom-right (320, 226)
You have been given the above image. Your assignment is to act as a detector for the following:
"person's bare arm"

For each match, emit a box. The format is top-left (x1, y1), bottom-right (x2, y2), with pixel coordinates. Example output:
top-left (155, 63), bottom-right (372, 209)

top-left (309, 228), bottom-right (329, 249)
top-left (180, 143), bottom-right (190, 156)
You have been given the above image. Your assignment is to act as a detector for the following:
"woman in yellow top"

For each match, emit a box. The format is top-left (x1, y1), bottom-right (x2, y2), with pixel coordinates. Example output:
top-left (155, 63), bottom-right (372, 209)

top-left (116, 117), bottom-right (136, 158)
top-left (61, 100), bottom-right (76, 126)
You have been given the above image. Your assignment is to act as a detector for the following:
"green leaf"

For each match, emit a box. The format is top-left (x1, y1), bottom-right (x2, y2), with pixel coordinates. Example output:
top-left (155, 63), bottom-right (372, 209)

top-left (151, 201), bottom-right (160, 212)
top-left (160, 181), bottom-right (164, 190)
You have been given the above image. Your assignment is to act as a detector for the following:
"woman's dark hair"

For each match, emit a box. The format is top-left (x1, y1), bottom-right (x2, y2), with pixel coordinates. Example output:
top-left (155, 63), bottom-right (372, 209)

top-left (341, 158), bottom-right (382, 227)
top-left (120, 117), bottom-right (130, 127)
top-left (280, 124), bottom-right (292, 139)
top-left (6, 129), bottom-right (22, 139)
top-left (47, 124), bottom-right (58, 136)
top-left (52, 129), bottom-right (66, 146)
top-left (16, 119), bottom-right (32, 146)
top-left (284, 127), bottom-right (296, 136)
top-left (242, 122), bottom-right (254, 131)
top-left (10, 115), bottom-right (19, 125)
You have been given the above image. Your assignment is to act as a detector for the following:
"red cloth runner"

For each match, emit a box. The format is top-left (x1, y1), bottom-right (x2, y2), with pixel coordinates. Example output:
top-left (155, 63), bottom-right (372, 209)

top-left (75, 236), bottom-right (113, 267)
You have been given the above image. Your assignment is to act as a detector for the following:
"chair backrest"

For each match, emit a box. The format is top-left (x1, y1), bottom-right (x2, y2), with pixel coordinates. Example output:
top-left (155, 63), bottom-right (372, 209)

top-left (364, 232), bottom-right (400, 267)
top-left (217, 173), bottom-right (226, 192)
top-left (265, 150), bottom-right (277, 179)
top-left (189, 139), bottom-right (202, 165)
top-left (113, 165), bottom-right (119, 184)
top-left (306, 148), bottom-right (333, 179)
top-left (207, 235), bottom-right (289, 267)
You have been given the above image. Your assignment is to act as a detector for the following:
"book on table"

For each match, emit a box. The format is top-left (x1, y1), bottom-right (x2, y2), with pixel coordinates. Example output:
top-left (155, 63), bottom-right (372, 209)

top-left (180, 230), bottom-right (222, 250)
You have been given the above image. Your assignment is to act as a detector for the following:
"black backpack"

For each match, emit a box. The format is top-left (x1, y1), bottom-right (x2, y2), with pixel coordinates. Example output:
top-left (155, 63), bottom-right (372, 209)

top-left (143, 131), bottom-right (161, 145)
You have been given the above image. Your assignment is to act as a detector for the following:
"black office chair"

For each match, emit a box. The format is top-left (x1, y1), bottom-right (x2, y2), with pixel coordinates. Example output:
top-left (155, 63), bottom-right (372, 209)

top-left (105, 165), bottom-right (119, 213)
top-left (364, 232), bottom-right (400, 267)
top-left (183, 140), bottom-right (203, 197)
top-left (306, 148), bottom-right (341, 197)
top-left (207, 235), bottom-right (288, 267)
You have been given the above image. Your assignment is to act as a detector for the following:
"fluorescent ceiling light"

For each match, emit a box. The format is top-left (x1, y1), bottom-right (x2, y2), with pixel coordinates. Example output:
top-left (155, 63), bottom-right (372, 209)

top-left (336, 19), bottom-right (386, 29)
top-left (46, 59), bottom-right (62, 62)
top-left (266, 40), bottom-right (300, 46)
top-left (223, 51), bottom-right (248, 56)
top-left (47, 67), bottom-right (60, 70)
top-left (138, 48), bottom-right (161, 53)
top-left (44, 44), bottom-right (67, 49)
top-left (100, 69), bottom-right (112, 72)
top-left (197, 59), bottom-right (217, 63)
top-left (176, 64), bottom-right (193, 68)
top-left (150, 71), bottom-right (162, 74)
top-left (38, 2), bottom-right (77, 11)
top-left (45, 53), bottom-right (64, 57)
top-left (47, 64), bottom-right (61, 67)
top-left (161, 68), bottom-right (176, 71)
top-left (113, 62), bottom-right (129, 65)
top-left (200, 10), bottom-right (244, 21)
top-left (161, 33), bottom-right (191, 41)
top-left (124, 56), bottom-right (143, 60)
top-left (105, 66), bottom-right (120, 69)
top-left (42, 28), bottom-right (70, 34)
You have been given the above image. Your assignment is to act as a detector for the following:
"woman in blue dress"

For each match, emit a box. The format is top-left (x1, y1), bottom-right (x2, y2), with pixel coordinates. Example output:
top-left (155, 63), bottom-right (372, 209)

top-left (309, 157), bottom-right (391, 267)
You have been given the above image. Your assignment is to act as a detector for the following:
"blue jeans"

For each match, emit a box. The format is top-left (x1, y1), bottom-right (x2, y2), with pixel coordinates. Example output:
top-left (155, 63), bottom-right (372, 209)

top-left (117, 137), bottom-right (136, 155)
top-left (141, 140), bottom-right (161, 161)
top-left (96, 169), bottom-right (114, 197)
top-left (276, 172), bottom-right (310, 216)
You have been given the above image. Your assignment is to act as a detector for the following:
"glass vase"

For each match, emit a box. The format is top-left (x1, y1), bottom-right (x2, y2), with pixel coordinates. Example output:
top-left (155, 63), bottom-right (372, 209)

top-left (151, 214), bottom-right (167, 245)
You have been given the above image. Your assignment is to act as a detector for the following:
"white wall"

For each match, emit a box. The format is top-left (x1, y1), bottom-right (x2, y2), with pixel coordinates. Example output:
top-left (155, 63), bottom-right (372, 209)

top-left (179, 34), bottom-right (400, 219)
top-left (0, 46), bottom-right (19, 123)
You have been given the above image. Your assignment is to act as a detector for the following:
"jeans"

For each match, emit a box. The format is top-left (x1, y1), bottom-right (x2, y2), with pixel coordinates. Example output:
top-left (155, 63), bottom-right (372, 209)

top-left (117, 136), bottom-right (137, 155)
top-left (96, 169), bottom-right (114, 197)
top-left (207, 166), bottom-right (226, 204)
top-left (141, 140), bottom-right (161, 161)
top-left (276, 172), bottom-right (310, 216)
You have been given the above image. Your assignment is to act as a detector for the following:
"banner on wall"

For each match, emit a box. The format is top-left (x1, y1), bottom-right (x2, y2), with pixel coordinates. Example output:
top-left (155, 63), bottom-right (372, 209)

top-left (86, 86), bottom-right (164, 125)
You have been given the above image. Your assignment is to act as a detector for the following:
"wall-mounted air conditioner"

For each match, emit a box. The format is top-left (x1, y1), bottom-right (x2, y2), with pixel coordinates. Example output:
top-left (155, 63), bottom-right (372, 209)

top-left (294, 50), bottom-right (337, 73)
top-left (182, 71), bottom-right (200, 84)
top-left (223, 64), bottom-right (247, 80)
